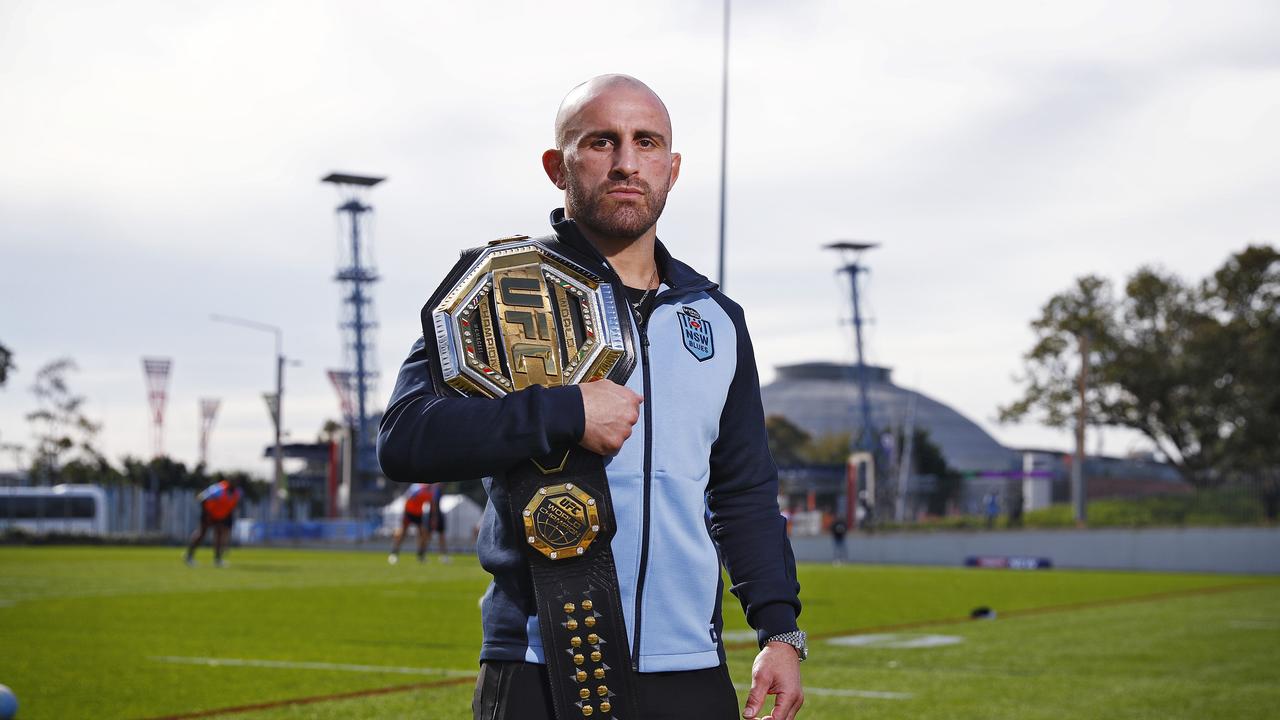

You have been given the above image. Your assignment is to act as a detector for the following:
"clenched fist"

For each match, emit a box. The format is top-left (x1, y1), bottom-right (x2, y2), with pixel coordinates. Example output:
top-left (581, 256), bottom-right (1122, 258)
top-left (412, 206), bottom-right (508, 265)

top-left (578, 380), bottom-right (642, 456)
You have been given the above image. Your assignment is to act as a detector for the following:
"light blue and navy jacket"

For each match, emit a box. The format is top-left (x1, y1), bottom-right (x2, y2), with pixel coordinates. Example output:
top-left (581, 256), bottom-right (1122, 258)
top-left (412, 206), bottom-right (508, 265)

top-left (378, 209), bottom-right (800, 672)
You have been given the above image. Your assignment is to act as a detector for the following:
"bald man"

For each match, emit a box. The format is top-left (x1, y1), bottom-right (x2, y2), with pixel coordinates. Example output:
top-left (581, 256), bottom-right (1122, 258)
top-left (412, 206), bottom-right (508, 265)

top-left (379, 75), bottom-right (804, 720)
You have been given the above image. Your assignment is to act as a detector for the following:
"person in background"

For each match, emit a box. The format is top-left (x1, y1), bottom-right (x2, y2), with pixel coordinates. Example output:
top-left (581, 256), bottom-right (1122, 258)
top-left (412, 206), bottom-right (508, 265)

top-left (858, 491), bottom-right (875, 534)
top-left (184, 476), bottom-right (242, 568)
top-left (389, 482), bottom-right (432, 565)
top-left (1007, 485), bottom-right (1024, 527)
top-left (425, 482), bottom-right (450, 563)
top-left (984, 491), bottom-right (1001, 530)
top-left (830, 515), bottom-right (848, 565)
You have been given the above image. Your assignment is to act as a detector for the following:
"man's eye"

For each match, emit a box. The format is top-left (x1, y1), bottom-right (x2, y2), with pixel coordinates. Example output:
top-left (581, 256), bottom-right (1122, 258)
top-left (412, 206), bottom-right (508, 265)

top-left (591, 138), bottom-right (612, 148)
top-left (637, 138), bottom-right (655, 148)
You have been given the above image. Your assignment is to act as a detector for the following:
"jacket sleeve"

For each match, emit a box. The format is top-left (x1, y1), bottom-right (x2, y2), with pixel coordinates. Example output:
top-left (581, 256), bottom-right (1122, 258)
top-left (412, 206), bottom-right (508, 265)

top-left (377, 337), bottom-right (587, 484)
top-left (705, 298), bottom-right (802, 648)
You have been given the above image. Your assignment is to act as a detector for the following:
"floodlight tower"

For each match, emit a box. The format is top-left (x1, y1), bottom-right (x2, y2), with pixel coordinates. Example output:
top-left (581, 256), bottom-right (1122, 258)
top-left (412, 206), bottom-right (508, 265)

top-left (142, 358), bottom-right (172, 458)
top-left (825, 242), bottom-right (879, 453)
top-left (825, 242), bottom-right (879, 526)
top-left (198, 398), bottom-right (220, 467)
top-left (322, 172), bottom-right (385, 474)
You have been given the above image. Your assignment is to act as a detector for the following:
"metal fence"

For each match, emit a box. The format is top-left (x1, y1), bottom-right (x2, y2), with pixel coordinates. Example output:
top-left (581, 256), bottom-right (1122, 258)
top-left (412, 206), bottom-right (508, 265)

top-left (99, 485), bottom-right (274, 539)
top-left (1, 485), bottom-right (330, 542)
top-left (1, 484), bottom-right (399, 546)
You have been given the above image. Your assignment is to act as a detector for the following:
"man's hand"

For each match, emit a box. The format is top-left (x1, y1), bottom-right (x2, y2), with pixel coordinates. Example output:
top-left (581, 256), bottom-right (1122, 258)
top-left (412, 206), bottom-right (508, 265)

top-left (578, 380), bottom-right (642, 455)
top-left (743, 642), bottom-right (804, 720)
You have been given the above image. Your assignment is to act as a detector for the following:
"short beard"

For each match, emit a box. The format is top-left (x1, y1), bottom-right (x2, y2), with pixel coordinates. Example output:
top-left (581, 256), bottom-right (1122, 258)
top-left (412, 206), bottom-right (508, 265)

top-left (565, 168), bottom-right (670, 241)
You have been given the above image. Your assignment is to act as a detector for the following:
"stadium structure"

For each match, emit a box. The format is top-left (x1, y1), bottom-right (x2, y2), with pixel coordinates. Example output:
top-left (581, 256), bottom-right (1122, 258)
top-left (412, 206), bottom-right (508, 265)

top-left (760, 361), bottom-right (1190, 522)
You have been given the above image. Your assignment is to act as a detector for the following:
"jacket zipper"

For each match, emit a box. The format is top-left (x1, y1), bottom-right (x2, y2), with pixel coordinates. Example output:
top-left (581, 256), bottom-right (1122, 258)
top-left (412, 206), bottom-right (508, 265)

top-left (631, 319), bottom-right (653, 671)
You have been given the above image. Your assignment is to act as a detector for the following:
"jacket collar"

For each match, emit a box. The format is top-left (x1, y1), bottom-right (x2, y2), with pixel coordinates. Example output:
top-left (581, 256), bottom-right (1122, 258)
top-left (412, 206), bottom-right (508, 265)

top-left (549, 208), bottom-right (718, 297)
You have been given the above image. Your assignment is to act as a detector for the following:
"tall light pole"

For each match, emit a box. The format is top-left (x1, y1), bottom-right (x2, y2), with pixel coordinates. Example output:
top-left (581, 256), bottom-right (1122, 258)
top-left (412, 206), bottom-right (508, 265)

top-left (716, 0), bottom-right (731, 291)
top-left (322, 172), bottom-right (384, 478)
top-left (211, 313), bottom-right (288, 520)
top-left (198, 398), bottom-right (221, 468)
top-left (826, 241), bottom-right (879, 526)
top-left (1073, 331), bottom-right (1091, 526)
top-left (826, 242), bottom-right (879, 453)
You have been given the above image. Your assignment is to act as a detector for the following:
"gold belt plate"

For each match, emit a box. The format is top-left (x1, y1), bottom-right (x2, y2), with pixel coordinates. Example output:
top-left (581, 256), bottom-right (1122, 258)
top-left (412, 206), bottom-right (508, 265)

top-left (430, 237), bottom-right (628, 399)
top-left (522, 483), bottom-right (601, 560)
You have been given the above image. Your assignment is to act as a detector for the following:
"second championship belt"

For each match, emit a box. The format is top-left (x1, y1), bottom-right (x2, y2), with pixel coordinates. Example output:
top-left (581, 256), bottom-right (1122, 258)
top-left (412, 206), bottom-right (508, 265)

top-left (422, 235), bottom-right (639, 720)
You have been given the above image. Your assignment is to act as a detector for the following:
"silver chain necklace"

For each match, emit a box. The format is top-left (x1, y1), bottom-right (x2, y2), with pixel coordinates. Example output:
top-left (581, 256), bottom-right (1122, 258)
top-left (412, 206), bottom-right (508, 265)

top-left (630, 265), bottom-right (660, 316)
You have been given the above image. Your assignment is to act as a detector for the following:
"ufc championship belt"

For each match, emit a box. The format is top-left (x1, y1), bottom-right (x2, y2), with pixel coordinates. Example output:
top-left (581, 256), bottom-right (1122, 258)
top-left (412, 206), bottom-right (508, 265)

top-left (421, 234), bottom-right (639, 720)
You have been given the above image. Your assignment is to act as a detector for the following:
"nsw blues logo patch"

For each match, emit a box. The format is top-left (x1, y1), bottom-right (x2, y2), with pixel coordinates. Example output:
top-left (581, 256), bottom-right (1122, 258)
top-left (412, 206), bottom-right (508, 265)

top-left (678, 306), bottom-right (714, 361)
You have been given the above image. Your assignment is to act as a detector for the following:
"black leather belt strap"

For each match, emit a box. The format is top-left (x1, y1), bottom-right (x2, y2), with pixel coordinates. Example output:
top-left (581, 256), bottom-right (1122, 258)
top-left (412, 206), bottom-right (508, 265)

top-left (507, 447), bottom-right (639, 720)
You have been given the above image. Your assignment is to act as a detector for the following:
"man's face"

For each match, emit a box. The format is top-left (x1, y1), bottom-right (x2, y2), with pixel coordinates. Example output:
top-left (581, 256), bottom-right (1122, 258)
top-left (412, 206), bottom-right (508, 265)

top-left (552, 85), bottom-right (680, 240)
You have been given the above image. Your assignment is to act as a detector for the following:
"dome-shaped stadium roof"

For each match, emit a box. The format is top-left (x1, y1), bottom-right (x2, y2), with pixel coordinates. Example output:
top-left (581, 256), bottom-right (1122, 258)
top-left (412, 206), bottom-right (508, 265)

top-left (760, 362), bottom-right (1015, 472)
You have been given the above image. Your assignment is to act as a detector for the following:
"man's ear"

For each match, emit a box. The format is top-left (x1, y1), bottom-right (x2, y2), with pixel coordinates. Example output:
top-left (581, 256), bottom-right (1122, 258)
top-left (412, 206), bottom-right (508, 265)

top-left (542, 149), bottom-right (567, 190)
top-left (668, 152), bottom-right (682, 189)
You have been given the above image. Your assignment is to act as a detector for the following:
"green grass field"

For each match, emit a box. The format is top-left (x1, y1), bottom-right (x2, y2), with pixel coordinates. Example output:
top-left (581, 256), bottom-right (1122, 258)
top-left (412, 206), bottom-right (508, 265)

top-left (1, 546), bottom-right (1277, 719)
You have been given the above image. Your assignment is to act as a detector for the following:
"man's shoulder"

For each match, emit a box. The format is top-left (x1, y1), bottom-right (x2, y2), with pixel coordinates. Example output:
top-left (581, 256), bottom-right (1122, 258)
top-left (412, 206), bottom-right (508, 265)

top-left (705, 288), bottom-right (744, 315)
top-left (395, 335), bottom-right (429, 360)
top-left (701, 289), bottom-right (751, 334)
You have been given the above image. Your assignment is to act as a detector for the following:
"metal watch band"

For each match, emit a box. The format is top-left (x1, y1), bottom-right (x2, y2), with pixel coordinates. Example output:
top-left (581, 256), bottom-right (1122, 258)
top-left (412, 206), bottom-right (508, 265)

top-left (765, 630), bottom-right (808, 661)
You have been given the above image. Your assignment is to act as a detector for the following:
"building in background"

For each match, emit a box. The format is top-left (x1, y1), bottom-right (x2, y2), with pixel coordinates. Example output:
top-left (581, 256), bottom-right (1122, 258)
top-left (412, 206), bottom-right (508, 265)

top-left (761, 361), bottom-right (1189, 527)
top-left (762, 362), bottom-right (1014, 472)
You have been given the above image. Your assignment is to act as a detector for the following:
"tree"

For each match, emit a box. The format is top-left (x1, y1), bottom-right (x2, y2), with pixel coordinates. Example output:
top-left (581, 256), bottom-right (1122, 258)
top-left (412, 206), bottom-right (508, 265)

top-left (802, 432), bottom-right (856, 466)
top-left (60, 456), bottom-right (124, 486)
top-left (121, 456), bottom-right (204, 492)
top-left (765, 415), bottom-right (811, 466)
top-left (1204, 246), bottom-right (1280, 517)
top-left (763, 418), bottom-right (859, 466)
top-left (0, 341), bottom-right (13, 387)
top-left (1001, 245), bottom-right (1280, 511)
top-left (897, 427), bottom-right (962, 516)
top-left (114, 456), bottom-right (264, 499)
top-left (318, 419), bottom-right (344, 444)
top-left (1100, 267), bottom-right (1229, 481)
top-left (765, 413), bottom-right (964, 517)
top-left (26, 359), bottom-right (102, 484)
top-left (997, 275), bottom-right (1118, 431)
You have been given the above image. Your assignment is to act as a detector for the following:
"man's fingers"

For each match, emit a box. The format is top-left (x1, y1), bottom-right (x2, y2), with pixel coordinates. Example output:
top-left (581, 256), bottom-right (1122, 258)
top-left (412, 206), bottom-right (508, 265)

top-left (772, 690), bottom-right (803, 720)
top-left (771, 699), bottom-right (793, 720)
top-left (742, 675), bottom-right (769, 719)
top-left (762, 691), bottom-right (794, 720)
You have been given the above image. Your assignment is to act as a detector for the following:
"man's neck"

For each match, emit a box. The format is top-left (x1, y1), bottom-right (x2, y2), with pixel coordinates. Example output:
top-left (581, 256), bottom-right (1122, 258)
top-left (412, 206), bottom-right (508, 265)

top-left (575, 223), bottom-right (659, 289)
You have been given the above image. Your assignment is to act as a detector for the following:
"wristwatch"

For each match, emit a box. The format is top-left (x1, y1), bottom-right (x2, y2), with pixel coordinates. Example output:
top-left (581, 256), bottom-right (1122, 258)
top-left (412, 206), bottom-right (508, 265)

top-left (765, 630), bottom-right (808, 662)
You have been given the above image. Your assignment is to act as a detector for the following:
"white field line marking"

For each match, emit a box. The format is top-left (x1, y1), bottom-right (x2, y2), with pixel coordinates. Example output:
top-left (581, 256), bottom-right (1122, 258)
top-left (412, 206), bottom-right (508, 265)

top-left (152, 656), bottom-right (913, 700)
top-left (827, 633), bottom-right (964, 649)
top-left (732, 683), bottom-right (911, 700)
top-left (1, 574), bottom-right (438, 605)
top-left (1229, 620), bottom-right (1280, 629)
top-left (150, 655), bottom-right (476, 678)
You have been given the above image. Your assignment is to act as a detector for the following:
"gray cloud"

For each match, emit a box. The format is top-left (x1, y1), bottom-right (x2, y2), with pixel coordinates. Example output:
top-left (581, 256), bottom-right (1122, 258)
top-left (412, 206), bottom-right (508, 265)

top-left (2, 0), bottom-right (1277, 472)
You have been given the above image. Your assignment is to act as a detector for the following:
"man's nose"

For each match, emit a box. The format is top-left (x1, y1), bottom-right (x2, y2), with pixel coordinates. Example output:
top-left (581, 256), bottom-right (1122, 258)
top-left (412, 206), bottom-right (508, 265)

top-left (610, 143), bottom-right (639, 179)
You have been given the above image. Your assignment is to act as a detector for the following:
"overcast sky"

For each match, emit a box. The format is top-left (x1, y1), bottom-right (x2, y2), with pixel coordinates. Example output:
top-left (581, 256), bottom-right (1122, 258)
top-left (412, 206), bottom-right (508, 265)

top-left (2, 0), bottom-right (1278, 476)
